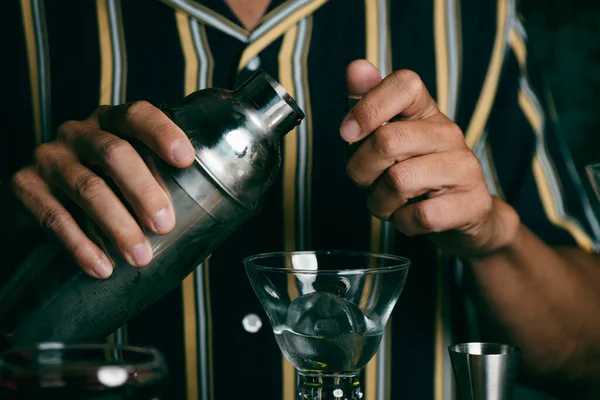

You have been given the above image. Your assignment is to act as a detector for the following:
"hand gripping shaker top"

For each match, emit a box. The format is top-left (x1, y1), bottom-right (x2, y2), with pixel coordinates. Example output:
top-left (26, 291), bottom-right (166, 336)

top-left (0, 71), bottom-right (305, 346)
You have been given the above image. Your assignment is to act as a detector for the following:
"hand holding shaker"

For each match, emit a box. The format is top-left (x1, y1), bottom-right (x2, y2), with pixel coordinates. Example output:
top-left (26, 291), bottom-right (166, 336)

top-left (0, 71), bottom-right (304, 346)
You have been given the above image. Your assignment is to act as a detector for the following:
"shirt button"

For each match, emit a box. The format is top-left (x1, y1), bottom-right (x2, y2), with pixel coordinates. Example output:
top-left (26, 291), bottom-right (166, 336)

top-left (246, 56), bottom-right (261, 72)
top-left (242, 313), bottom-right (263, 333)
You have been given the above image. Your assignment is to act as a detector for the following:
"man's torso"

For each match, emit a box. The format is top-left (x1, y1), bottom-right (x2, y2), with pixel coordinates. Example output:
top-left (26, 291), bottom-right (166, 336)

top-left (0, 1), bottom-right (524, 399)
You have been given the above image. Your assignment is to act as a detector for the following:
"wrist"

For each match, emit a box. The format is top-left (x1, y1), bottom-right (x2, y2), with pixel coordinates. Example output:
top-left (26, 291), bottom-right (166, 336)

top-left (466, 197), bottom-right (522, 260)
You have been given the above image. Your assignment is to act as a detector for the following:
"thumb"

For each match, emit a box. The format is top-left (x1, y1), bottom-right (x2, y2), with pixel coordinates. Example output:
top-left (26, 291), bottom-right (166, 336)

top-left (346, 59), bottom-right (382, 98)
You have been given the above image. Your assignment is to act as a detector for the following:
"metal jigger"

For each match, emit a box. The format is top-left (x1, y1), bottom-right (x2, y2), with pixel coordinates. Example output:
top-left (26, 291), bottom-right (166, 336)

top-left (448, 342), bottom-right (521, 400)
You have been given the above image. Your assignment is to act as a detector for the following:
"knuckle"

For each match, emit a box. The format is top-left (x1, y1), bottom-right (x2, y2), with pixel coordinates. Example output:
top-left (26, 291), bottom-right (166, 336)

top-left (345, 161), bottom-right (365, 186)
top-left (150, 119), bottom-right (176, 143)
top-left (98, 137), bottom-right (132, 164)
top-left (93, 105), bottom-right (111, 118)
top-left (33, 144), bottom-right (63, 179)
top-left (354, 100), bottom-right (381, 127)
top-left (366, 192), bottom-right (391, 221)
top-left (73, 174), bottom-right (107, 201)
top-left (393, 69), bottom-right (423, 96)
top-left (10, 169), bottom-right (31, 193)
top-left (461, 151), bottom-right (482, 173)
top-left (372, 126), bottom-right (402, 157)
top-left (388, 164), bottom-right (415, 192)
top-left (10, 168), bottom-right (39, 206)
top-left (413, 202), bottom-right (438, 232)
top-left (69, 238), bottom-right (92, 259)
top-left (146, 182), bottom-right (168, 201)
top-left (40, 207), bottom-right (71, 234)
top-left (33, 143), bottom-right (55, 165)
top-left (149, 120), bottom-right (178, 141)
top-left (57, 120), bottom-right (80, 141)
top-left (139, 182), bottom-right (169, 209)
top-left (446, 122), bottom-right (465, 143)
top-left (391, 210), bottom-right (412, 236)
top-left (124, 100), bottom-right (153, 123)
top-left (475, 190), bottom-right (493, 214)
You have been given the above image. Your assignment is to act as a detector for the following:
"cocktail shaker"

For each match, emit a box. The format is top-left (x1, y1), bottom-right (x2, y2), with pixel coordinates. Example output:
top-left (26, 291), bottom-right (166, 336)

top-left (0, 71), bottom-right (304, 346)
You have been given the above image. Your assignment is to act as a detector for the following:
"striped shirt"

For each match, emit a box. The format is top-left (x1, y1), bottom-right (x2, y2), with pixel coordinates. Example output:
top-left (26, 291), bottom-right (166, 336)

top-left (1, 1), bottom-right (599, 399)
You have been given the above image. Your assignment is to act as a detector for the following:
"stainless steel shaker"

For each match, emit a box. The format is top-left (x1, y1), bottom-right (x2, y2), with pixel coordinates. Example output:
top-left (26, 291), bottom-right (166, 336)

top-left (0, 71), bottom-right (304, 346)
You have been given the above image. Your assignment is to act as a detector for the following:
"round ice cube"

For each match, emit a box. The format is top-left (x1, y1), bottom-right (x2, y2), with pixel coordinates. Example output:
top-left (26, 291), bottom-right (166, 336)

top-left (286, 292), bottom-right (366, 337)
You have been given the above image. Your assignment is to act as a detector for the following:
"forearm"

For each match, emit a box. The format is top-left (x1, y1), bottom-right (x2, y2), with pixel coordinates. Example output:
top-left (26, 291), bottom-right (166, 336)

top-left (465, 206), bottom-right (600, 395)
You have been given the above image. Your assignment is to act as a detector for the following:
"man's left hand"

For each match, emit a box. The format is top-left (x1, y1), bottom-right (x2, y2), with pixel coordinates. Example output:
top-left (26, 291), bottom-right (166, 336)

top-left (342, 60), bottom-right (520, 257)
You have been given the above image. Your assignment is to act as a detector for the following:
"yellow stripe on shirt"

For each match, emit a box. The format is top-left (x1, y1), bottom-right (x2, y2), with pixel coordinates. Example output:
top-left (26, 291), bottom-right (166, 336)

top-left (97, 0), bottom-right (113, 106)
top-left (364, 1), bottom-right (381, 398)
top-left (363, 1), bottom-right (394, 399)
top-left (238, 0), bottom-right (328, 70)
top-left (510, 28), bottom-right (594, 252)
top-left (434, 0), bottom-right (450, 116)
top-left (22, 0), bottom-right (51, 144)
top-left (279, 24), bottom-right (300, 400)
top-left (20, 0), bottom-right (42, 146)
top-left (464, 0), bottom-right (508, 149)
top-left (301, 16), bottom-right (314, 248)
top-left (161, 0), bottom-right (249, 40)
top-left (433, 1), bottom-right (454, 399)
top-left (97, 0), bottom-right (127, 106)
top-left (175, 10), bottom-right (200, 400)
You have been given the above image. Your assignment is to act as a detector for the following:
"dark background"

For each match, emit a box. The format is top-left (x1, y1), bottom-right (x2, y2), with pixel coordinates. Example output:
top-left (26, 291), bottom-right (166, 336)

top-left (521, 0), bottom-right (600, 173)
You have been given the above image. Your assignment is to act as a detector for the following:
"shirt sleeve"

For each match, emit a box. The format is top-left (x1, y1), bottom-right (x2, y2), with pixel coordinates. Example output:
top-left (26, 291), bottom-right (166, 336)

top-left (473, 16), bottom-right (600, 253)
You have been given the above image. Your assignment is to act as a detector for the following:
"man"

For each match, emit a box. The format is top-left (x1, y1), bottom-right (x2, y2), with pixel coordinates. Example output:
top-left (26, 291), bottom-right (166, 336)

top-left (1, 0), bottom-right (599, 399)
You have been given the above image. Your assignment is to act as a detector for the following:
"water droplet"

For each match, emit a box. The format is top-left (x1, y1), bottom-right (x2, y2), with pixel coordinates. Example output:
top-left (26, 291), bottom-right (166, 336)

top-left (97, 366), bottom-right (128, 387)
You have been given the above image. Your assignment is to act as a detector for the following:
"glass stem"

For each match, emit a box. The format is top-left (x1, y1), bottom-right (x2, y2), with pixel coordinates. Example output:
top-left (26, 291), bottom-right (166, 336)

top-left (296, 372), bottom-right (363, 400)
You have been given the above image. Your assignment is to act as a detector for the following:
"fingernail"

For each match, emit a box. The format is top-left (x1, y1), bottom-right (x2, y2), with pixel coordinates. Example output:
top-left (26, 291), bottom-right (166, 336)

top-left (153, 208), bottom-right (174, 233)
top-left (340, 118), bottom-right (361, 142)
top-left (93, 258), bottom-right (113, 279)
top-left (131, 242), bottom-right (153, 266)
top-left (172, 140), bottom-right (193, 163)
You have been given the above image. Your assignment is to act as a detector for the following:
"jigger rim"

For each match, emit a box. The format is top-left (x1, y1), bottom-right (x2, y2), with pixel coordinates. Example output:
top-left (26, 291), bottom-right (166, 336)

top-left (243, 250), bottom-right (410, 274)
top-left (448, 342), bottom-right (521, 356)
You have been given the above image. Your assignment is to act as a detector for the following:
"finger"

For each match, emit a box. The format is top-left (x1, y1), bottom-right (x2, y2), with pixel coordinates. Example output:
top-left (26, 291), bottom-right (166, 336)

top-left (391, 191), bottom-right (490, 236)
top-left (346, 118), bottom-right (465, 187)
top-left (11, 166), bottom-right (114, 279)
top-left (346, 59), bottom-right (383, 97)
top-left (36, 146), bottom-right (153, 267)
top-left (340, 69), bottom-right (440, 143)
top-left (366, 151), bottom-right (475, 219)
top-left (94, 101), bottom-right (195, 168)
top-left (60, 123), bottom-right (175, 235)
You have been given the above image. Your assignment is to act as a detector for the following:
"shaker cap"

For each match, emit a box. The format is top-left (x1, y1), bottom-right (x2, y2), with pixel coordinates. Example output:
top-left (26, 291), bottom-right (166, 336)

top-left (165, 71), bottom-right (306, 213)
top-left (236, 71), bottom-right (305, 138)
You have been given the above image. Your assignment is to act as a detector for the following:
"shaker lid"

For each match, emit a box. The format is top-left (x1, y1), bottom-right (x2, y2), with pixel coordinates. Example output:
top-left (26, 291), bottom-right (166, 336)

top-left (237, 71), bottom-right (305, 139)
top-left (167, 71), bottom-right (305, 213)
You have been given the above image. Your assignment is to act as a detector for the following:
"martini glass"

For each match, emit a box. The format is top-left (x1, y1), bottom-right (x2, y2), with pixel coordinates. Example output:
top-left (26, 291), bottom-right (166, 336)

top-left (586, 163), bottom-right (600, 202)
top-left (244, 250), bottom-right (410, 400)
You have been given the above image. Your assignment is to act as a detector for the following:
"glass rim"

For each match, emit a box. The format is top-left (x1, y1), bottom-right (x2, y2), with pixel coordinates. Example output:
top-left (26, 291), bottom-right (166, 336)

top-left (243, 250), bottom-right (411, 274)
top-left (0, 342), bottom-right (165, 372)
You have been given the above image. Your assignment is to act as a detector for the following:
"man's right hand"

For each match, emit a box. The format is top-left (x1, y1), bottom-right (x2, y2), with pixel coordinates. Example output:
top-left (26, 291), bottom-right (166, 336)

top-left (10, 101), bottom-right (195, 279)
